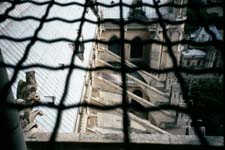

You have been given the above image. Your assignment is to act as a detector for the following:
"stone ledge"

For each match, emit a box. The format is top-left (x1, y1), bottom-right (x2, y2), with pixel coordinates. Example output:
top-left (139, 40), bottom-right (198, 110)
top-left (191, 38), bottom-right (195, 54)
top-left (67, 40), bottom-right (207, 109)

top-left (25, 133), bottom-right (223, 146)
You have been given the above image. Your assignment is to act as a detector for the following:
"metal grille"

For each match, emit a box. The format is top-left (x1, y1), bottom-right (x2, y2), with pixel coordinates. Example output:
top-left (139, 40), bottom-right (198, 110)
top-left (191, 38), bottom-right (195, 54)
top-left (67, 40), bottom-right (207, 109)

top-left (0, 0), bottom-right (224, 149)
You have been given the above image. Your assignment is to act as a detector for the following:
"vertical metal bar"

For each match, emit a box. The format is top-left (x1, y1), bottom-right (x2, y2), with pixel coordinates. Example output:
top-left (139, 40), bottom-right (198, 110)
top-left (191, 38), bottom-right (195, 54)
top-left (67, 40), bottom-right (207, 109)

top-left (119, 0), bottom-right (130, 145)
top-left (0, 50), bottom-right (27, 150)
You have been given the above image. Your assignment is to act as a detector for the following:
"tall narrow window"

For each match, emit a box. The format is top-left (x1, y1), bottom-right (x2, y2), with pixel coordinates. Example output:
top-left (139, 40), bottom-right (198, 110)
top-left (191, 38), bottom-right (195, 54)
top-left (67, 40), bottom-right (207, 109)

top-left (168, 0), bottom-right (174, 13)
top-left (131, 37), bottom-right (143, 58)
top-left (187, 61), bottom-right (190, 66)
top-left (197, 60), bottom-right (201, 66)
top-left (108, 36), bottom-right (121, 56)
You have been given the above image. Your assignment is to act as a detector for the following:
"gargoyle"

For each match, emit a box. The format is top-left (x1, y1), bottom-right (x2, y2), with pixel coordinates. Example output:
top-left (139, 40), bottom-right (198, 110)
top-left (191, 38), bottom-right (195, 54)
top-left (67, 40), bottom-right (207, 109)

top-left (17, 71), bottom-right (40, 102)
top-left (16, 71), bottom-right (43, 133)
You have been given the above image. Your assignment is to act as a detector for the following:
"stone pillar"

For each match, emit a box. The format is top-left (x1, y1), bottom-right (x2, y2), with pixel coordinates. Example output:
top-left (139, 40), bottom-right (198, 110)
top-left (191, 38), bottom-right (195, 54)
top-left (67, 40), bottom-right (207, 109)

top-left (0, 49), bottom-right (27, 150)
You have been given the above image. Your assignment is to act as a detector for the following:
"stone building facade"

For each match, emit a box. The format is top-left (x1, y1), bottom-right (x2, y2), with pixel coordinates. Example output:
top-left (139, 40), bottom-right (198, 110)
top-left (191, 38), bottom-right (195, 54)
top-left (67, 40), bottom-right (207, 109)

top-left (1, 0), bottom-right (223, 144)
top-left (75, 0), bottom-right (223, 136)
top-left (75, 0), bottom-right (191, 135)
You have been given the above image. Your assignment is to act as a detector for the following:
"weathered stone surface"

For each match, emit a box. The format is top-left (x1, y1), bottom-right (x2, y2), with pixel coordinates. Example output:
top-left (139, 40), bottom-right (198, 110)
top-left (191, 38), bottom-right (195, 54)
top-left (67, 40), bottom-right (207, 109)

top-left (26, 133), bottom-right (223, 146)
top-left (26, 133), bottom-right (223, 150)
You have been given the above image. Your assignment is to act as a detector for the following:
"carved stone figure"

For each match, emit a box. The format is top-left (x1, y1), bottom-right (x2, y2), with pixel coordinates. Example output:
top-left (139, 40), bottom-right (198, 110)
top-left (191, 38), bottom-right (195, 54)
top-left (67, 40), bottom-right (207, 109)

top-left (16, 71), bottom-right (43, 134)
top-left (17, 71), bottom-right (40, 102)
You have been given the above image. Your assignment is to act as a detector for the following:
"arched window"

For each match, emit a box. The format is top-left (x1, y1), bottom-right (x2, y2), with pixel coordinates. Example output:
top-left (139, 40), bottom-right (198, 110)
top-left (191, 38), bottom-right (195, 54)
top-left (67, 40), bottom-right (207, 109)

top-left (130, 99), bottom-right (148, 119)
top-left (133, 89), bottom-right (143, 98)
top-left (130, 89), bottom-right (149, 119)
top-left (108, 36), bottom-right (121, 56)
top-left (131, 37), bottom-right (143, 58)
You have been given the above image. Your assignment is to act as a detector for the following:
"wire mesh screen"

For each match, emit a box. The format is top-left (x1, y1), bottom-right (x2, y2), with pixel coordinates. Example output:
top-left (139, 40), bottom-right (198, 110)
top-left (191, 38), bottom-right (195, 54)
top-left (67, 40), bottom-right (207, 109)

top-left (0, 0), bottom-right (224, 149)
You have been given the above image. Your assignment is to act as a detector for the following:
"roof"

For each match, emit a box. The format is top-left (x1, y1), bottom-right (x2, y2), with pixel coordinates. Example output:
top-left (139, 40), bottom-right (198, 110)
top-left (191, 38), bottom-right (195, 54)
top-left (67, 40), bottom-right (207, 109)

top-left (182, 49), bottom-right (206, 58)
top-left (190, 25), bottom-right (223, 42)
top-left (98, 0), bottom-right (169, 19)
top-left (0, 0), bottom-right (97, 132)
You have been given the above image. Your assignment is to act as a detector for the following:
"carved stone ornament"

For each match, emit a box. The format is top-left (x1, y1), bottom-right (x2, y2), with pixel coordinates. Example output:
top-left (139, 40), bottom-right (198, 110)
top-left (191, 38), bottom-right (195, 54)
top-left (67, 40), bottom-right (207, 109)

top-left (16, 71), bottom-right (43, 134)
